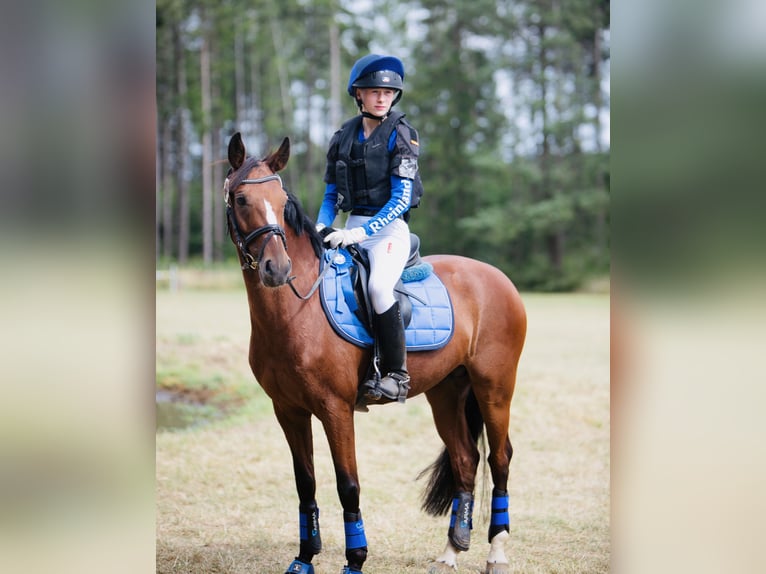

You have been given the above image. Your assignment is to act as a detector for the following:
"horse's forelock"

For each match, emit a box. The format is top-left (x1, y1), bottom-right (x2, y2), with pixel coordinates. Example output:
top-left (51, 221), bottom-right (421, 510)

top-left (227, 157), bottom-right (262, 192)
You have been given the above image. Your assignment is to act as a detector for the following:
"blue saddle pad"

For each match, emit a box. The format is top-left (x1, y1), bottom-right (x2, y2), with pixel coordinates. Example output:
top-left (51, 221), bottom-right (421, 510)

top-left (319, 249), bottom-right (454, 351)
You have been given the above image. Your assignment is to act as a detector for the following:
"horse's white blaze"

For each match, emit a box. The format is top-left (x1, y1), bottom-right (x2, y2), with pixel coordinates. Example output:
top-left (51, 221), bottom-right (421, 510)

top-left (264, 198), bottom-right (279, 224)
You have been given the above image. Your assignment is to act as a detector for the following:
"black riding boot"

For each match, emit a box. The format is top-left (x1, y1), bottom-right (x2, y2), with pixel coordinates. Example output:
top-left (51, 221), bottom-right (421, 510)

top-left (364, 302), bottom-right (410, 402)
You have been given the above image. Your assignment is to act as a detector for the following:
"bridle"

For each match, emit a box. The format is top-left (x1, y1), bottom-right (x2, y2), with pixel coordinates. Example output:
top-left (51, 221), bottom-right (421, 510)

top-left (224, 171), bottom-right (332, 301)
top-left (225, 174), bottom-right (288, 272)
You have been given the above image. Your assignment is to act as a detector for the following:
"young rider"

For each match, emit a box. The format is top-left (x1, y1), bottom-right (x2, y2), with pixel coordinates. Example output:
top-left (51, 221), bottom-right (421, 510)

top-left (316, 54), bottom-right (423, 402)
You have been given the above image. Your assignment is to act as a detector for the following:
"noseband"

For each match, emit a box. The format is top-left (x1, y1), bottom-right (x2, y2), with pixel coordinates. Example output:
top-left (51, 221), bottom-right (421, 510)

top-left (226, 174), bottom-right (288, 271)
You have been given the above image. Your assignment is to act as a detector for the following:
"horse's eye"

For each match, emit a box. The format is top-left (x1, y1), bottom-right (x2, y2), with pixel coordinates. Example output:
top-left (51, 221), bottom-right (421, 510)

top-left (236, 196), bottom-right (247, 206)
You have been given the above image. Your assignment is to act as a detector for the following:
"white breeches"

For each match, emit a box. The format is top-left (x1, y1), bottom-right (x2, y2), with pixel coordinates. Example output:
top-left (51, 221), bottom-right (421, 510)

top-left (346, 215), bottom-right (410, 315)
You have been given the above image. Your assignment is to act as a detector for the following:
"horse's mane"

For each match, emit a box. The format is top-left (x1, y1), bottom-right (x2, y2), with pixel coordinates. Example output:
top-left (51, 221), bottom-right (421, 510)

top-left (227, 158), bottom-right (323, 259)
top-left (284, 191), bottom-right (324, 259)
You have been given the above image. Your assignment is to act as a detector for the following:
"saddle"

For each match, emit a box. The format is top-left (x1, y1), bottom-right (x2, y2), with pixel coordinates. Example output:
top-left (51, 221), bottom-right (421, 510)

top-left (318, 235), bottom-right (453, 352)
top-left (344, 233), bottom-right (425, 333)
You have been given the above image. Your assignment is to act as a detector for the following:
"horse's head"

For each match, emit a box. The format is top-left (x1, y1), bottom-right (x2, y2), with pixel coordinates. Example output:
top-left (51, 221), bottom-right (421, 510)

top-left (225, 133), bottom-right (293, 287)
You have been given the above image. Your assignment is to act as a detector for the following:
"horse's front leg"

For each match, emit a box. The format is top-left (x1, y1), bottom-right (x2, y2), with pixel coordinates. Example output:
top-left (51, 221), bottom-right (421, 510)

top-left (320, 404), bottom-right (368, 574)
top-left (274, 407), bottom-right (322, 574)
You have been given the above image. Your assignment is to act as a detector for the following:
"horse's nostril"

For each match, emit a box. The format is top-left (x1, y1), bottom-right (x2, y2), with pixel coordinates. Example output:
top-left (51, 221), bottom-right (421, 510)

top-left (259, 257), bottom-right (291, 287)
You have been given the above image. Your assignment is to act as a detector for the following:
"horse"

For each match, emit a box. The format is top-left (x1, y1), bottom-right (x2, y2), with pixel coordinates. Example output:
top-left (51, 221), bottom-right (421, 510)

top-left (224, 133), bottom-right (526, 574)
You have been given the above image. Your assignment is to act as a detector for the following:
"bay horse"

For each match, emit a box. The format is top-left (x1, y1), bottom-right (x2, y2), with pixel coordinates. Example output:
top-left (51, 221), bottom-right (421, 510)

top-left (224, 133), bottom-right (526, 574)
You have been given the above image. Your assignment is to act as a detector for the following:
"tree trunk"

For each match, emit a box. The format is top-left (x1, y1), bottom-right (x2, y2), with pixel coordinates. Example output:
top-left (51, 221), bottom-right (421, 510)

top-left (160, 118), bottom-right (174, 261)
top-left (329, 19), bottom-right (341, 130)
top-left (212, 85), bottom-right (224, 261)
top-left (592, 6), bottom-right (607, 260)
top-left (537, 21), bottom-right (563, 274)
top-left (270, 15), bottom-right (295, 192)
top-left (304, 13), bottom-right (316, 213)
top-left (174, 20), bottom-right (190, 265)
top-left (234, 27), bottom-right (246, 129)
top-left (158, 20), bottom-right (173, 262)
top-left (156, 124), bottom-right (162, 262)
top-left (201, 32), bottom-right (213, 265)
top-left (248, 18), bottom-right (265, 152)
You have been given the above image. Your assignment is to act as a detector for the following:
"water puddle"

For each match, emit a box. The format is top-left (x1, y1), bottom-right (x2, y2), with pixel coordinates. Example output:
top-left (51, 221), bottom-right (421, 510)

top-left (156, 389), bottom-right (224, 431)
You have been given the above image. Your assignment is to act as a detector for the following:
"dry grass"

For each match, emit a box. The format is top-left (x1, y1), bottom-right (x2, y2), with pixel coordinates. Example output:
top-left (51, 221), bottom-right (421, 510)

top-left (156, 291), bottom-right (609, 573)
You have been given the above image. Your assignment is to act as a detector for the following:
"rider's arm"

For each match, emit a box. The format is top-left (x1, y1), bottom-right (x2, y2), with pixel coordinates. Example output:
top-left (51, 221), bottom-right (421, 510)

top-left (317, 183), bottom-right (339, 228)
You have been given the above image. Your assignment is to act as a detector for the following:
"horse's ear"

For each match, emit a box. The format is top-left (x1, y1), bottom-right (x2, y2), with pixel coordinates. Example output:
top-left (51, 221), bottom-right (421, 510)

top-left (228, 132), bottom-right (246, 171)
top-left (265, 137), bottom-right (290, 173)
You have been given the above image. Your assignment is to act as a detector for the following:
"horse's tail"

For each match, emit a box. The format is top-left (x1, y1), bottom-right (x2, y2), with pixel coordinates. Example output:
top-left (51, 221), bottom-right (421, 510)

top-left (418, 389), bottom-right (485, 516)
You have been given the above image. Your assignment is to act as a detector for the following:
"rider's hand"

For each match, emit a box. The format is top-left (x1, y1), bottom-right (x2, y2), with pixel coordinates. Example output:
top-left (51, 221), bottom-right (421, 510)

top-left (324, 227), bottom-right (368, 249)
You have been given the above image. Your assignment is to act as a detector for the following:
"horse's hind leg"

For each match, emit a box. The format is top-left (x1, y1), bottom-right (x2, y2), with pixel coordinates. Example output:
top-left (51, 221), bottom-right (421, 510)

top-left (274, 407), bottom-right (322, 573)
top-left (423, 373), bottom-right (482, 571)
top-left (472, 365), bottom-right (518, 574)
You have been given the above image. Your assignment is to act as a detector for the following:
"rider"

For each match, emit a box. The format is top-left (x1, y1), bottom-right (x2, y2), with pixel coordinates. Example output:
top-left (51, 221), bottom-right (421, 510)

top-left (316, 54), bottom-right (423, 402)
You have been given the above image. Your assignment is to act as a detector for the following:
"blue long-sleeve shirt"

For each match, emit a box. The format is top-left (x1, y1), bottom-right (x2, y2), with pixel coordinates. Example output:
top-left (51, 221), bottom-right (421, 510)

top-left (317, 128), bottom-right (411, 236)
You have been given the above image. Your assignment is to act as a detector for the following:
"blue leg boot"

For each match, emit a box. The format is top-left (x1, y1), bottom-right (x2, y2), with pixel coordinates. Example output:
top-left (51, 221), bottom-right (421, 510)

top-left (285, 558), bottom-right (314, 574)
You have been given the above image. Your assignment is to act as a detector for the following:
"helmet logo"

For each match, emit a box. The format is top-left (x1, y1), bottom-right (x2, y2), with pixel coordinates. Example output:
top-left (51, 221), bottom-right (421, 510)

top-left (382, 77), bottom-right (390, 83)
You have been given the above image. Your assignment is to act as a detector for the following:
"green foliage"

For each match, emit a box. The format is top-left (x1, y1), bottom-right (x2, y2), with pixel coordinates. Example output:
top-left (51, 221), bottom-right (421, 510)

top-left (457, 148), bottom-right (609, 290)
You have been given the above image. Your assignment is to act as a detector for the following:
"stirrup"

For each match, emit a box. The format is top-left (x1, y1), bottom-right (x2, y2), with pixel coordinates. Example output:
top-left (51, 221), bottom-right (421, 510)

top-left (363, 372), bottom-right (410, 403)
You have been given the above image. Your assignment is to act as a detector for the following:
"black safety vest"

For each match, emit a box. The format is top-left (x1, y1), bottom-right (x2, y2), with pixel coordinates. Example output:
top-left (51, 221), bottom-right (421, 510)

top-left (325, 111), bottom-right (423, 213)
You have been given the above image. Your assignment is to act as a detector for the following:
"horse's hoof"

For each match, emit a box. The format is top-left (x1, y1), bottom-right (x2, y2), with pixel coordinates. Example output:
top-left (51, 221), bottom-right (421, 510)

top-left (427, 562), bottom-right (456, 573)
top-left (485, 562), bottom-right (510, 574)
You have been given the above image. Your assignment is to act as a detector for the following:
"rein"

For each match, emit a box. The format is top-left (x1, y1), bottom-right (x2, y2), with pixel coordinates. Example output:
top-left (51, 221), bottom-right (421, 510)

top-left (286, 258), bottom-right (333, 301)
top-left (225, 172), bottom-right (329, 301)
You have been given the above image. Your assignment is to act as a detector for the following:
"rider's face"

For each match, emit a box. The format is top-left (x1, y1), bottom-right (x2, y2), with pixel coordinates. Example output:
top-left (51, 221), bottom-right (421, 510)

top-left (357, 88), bottom-right (396, 117)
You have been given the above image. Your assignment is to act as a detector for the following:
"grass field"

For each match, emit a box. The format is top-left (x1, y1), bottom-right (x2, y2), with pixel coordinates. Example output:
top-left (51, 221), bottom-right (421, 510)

top-left (156, 289), bottom-right (610, 573)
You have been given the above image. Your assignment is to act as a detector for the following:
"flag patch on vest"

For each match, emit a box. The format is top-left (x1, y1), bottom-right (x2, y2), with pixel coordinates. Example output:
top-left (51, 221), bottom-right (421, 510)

top-left (398, 158), bottom-right (418, 179)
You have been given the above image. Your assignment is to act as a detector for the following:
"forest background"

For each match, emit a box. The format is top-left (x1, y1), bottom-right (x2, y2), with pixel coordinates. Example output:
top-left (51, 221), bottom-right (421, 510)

top-left (156, 0), bottom-right (610, 292)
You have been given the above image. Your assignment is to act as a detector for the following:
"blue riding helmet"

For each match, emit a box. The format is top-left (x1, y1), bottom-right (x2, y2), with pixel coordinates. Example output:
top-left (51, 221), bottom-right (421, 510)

top-left (347, 54), bottom-right (405, 107)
